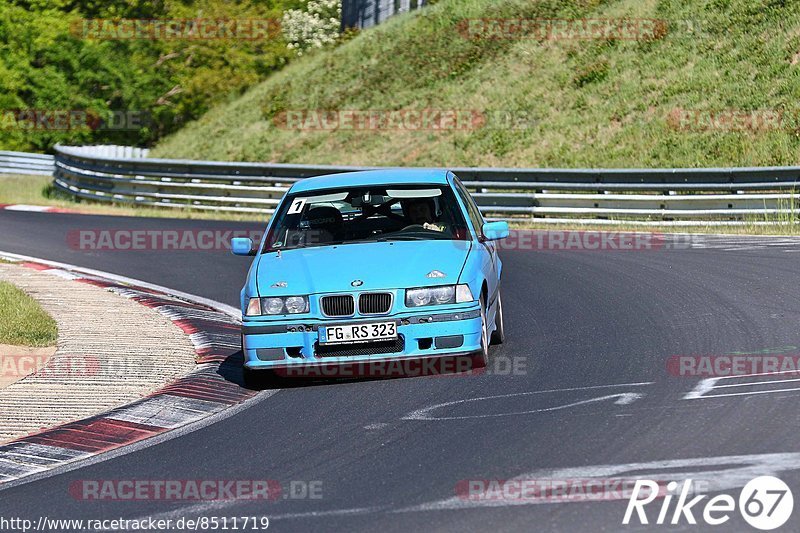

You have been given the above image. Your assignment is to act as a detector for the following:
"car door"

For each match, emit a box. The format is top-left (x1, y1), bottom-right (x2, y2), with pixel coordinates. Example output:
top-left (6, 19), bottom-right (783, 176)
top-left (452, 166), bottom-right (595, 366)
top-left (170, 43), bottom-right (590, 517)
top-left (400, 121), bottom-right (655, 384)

top-left (451, 174), bottom-right (500, 308)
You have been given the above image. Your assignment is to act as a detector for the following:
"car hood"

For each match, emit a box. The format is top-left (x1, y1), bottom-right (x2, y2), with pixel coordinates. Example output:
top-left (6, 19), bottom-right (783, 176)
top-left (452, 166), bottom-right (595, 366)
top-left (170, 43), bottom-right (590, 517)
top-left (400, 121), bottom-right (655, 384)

top-left (255, 240), bottom-right (471, 295)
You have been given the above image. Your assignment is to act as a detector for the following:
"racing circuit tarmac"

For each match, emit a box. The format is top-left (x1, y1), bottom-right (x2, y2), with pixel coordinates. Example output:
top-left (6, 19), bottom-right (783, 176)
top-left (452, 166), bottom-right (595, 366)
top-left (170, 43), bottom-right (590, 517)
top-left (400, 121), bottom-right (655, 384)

top-left (2, 209), bottom-right (800, 531)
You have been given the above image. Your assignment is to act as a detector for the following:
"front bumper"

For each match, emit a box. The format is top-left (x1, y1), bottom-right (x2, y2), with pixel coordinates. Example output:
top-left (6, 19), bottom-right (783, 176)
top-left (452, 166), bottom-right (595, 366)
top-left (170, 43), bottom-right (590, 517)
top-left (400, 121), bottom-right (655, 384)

top-left (242, 305), bottom-right (482, 376)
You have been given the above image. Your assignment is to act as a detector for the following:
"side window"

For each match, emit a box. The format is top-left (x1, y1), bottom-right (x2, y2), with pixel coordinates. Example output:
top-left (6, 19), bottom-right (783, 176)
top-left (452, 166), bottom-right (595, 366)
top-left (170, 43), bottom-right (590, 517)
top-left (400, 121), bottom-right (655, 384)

top-left (453, 177), bottom-right (484, 235)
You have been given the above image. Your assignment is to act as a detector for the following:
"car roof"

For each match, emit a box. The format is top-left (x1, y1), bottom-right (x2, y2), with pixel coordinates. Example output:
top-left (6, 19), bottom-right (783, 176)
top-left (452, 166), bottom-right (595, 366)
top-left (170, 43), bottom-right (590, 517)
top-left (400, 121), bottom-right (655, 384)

top-left (288, 169), bottom-right (451, 194)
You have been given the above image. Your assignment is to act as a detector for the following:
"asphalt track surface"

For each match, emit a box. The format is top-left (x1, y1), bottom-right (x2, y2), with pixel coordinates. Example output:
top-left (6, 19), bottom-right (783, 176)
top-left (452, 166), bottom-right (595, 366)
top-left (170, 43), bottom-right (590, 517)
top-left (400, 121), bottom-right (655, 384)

top-left (2, 210), bottom-right (800, 531)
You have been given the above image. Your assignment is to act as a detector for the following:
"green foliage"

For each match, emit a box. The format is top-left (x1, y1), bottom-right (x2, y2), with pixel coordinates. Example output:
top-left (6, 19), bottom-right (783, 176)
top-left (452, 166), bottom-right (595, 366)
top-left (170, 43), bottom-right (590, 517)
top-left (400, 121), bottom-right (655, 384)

top-left (0, 0), bottom-right (303, 151)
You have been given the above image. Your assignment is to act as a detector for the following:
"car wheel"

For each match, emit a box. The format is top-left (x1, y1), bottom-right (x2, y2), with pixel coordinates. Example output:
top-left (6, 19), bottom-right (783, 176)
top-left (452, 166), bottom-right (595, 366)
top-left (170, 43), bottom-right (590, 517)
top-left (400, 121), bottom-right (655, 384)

top-left (471, 293), bottom-right (490, 369)
top-left (243, 366), bottom-right (261, 388)
top-left (243, 366), bottom-right (282, 389)
top-left (490, 291), bottom-right (506, 345)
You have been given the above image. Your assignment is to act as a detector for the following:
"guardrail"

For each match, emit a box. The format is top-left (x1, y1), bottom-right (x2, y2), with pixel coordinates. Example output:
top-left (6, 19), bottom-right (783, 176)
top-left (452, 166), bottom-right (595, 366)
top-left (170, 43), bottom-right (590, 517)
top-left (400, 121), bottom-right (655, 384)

top-left (0, 151), bottom-right (54, 176)
top-left (51, 144), bottom-right (800, 224)
top-left (62, 145), bottom-right (150, 159)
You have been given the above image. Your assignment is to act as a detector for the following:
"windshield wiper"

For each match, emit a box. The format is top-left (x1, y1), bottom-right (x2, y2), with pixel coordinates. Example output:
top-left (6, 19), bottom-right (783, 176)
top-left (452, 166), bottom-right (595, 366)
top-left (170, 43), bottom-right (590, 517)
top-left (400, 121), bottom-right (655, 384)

top-left (328, 239), bottom-right (381, 245)
top-left (376, 236), bottom-right (430, 242)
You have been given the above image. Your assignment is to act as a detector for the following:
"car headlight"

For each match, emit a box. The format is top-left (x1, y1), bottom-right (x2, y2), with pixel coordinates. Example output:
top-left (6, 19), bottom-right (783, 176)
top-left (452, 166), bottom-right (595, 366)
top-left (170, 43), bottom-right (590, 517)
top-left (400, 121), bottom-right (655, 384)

top-left (431, 285), bottom-right (455, 304)
top-left (405, 284), bottom-right (473, 307)
top-left (284, 296), bottom-right (308, 314)
top-left (245, 296), bottom-right (309, 316)
top-left (263, 297), bottom-right (285, 315)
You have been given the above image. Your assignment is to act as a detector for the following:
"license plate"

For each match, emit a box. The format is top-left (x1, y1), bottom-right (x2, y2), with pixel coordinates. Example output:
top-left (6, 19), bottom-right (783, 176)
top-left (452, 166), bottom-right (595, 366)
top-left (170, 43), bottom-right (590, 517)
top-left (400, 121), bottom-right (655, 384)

top-left (319, 321), bottom-right (397, 345)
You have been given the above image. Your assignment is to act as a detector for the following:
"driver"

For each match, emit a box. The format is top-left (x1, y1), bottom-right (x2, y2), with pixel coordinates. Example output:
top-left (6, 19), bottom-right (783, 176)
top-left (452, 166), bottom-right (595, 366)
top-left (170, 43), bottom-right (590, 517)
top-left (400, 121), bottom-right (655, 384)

top-left (402, 198), bottom-right (446, 232)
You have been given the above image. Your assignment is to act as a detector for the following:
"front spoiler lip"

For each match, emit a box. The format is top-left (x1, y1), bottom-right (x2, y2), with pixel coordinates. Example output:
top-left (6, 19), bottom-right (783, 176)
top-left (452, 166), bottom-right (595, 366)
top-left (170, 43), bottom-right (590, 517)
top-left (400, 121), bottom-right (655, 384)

top-left (244, 349), bottom-right (482, 373)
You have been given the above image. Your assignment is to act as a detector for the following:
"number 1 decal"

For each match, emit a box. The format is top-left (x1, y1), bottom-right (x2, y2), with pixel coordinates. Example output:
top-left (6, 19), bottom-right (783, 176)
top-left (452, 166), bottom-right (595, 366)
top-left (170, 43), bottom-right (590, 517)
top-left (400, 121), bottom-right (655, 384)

top-left (288, 198), bottom-right (307, 214)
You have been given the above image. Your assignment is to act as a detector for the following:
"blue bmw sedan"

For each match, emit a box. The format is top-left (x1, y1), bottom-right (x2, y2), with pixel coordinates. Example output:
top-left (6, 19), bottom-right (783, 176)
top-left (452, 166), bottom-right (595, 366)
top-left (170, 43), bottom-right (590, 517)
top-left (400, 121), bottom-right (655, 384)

top-left (232, 169), bottom-right (508, 386)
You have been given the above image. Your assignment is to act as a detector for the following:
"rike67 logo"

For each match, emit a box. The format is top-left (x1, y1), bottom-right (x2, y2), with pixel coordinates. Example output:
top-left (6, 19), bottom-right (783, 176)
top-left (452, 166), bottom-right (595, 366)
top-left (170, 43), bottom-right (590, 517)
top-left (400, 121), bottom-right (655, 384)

top-left (624, 476), bottom-right (793, 530)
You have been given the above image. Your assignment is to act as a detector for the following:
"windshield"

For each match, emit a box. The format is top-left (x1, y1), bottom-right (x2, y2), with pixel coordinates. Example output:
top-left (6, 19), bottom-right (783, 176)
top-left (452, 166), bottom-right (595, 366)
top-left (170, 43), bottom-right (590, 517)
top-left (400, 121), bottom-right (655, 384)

top-left (263, 184), bottom-right (469, 252)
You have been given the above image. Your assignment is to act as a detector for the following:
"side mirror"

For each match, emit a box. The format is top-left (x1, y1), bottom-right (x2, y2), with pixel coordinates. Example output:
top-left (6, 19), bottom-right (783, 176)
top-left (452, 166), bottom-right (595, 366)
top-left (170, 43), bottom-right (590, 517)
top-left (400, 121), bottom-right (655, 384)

top-left (231, 237), bottom-right (256, 256)
top-left (481, 221), bottom-right (509, 241)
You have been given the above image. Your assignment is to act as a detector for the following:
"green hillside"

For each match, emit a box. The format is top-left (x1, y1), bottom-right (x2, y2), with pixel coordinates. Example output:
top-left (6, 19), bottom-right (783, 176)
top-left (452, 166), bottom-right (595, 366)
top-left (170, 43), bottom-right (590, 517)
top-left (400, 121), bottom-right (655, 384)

top-left (153, 0), bottom-right (800, 168)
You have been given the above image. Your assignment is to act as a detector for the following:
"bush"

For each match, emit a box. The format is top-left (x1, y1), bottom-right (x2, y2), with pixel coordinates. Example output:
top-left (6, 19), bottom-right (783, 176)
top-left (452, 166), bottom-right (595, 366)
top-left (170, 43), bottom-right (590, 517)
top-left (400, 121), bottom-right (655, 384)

top-left (0, 0), bottom-right (303, 152)
top-left (282, 0), bottom-right (342, 54)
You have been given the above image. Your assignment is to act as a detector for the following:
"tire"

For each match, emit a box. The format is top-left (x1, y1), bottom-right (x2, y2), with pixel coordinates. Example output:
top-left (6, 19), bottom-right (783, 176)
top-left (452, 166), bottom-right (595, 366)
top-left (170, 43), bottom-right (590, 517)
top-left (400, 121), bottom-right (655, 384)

top-left (243, 366), bottom-right (281, 389)
top-left (243, 366), bottom-right (262, 389)
top-left (471, 293), bottom-right (490, 369)
top-left (490, 291), bottom-right (506, 345)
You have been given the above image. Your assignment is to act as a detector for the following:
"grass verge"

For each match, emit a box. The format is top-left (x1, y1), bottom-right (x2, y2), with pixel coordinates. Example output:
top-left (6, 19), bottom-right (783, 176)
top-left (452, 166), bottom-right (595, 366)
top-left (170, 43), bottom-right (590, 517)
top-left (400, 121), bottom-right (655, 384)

top-left (0, 281), bottom-right (58, 347)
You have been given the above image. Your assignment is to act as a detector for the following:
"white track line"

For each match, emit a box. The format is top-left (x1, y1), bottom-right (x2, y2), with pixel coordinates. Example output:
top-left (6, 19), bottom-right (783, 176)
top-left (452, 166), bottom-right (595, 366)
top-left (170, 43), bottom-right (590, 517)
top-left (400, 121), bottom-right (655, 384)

top-left (403, 382), bottom-right (653, 421)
